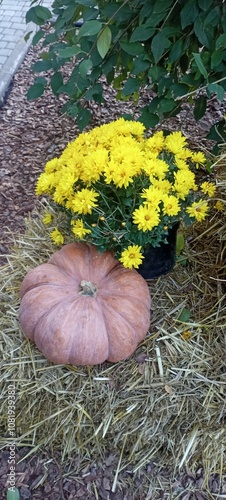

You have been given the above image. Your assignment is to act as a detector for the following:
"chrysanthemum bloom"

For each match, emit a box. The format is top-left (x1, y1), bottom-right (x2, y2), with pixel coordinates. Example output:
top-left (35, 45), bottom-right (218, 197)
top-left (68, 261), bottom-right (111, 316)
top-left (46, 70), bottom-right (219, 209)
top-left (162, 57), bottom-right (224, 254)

top-left (191, 151), bottom-right (206, 166)
top-left (173, 169), bottom-right (197, 199)
top-left (35, 172), bottom-right (55, 195)
top-left (119, 245), bottom-right (144, 269)
top-left (133, 205), bottom-right (160, 231)
top-left (161, 194), bottom-right (180, 216)
top-left (214, 200), bottom-right (224, 212)
top-left (200, 181), bottom-right (216, 197)
top-left (186, 199), bottom-right (209, 222)
top-left (50, 228), bottom-right (64, 245)
top-left (164, 131), bottom-right (188, 155)
top-left (143, 158), bottom-right (169, 180)
top-left (66, 188), bottom-right (99, 214)
top-left (71, 220), bottom-right (91, 239)
top-left (145, 130), bottom-right (165, 153)
top-left (42, 213), bottom-right (52, 225)
top-left (141, 186), bottom-right (162, 210)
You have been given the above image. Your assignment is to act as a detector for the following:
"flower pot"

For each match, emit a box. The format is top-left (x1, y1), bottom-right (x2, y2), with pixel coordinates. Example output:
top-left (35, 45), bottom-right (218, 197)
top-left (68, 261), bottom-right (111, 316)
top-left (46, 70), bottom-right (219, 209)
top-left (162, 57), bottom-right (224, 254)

top-left (138, 222), bottom-right (180, 279)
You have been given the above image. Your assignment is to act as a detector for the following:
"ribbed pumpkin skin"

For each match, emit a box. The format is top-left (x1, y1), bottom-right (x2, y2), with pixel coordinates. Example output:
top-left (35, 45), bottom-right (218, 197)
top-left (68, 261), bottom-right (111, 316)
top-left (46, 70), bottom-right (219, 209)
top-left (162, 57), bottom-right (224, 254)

top-left (19, 243), bottom-right (151, 365)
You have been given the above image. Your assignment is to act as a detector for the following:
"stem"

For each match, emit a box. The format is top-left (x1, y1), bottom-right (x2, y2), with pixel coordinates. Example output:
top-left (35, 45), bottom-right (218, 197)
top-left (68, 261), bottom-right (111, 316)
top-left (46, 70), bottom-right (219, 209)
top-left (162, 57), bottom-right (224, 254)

top-left (79, 280), bottom-right (97, 296)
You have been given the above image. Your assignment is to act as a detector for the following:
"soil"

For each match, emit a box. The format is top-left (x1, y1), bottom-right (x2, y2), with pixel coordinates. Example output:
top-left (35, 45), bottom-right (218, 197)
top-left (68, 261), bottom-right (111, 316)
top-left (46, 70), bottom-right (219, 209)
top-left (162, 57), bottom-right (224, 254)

top-left (1, 36), bottom-right (226, 499)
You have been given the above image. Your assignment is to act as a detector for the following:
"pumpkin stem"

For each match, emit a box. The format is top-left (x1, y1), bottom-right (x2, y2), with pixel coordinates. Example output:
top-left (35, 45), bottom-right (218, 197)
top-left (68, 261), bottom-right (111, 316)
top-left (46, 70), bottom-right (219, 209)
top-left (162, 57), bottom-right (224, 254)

top-left (79, 280), bottom-right (97, 296)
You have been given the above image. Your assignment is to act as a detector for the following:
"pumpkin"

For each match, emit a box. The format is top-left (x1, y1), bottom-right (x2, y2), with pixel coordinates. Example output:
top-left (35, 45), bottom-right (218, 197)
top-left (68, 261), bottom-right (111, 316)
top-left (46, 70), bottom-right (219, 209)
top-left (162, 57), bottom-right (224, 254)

top-left (19, 242), bottom-right (151, 365)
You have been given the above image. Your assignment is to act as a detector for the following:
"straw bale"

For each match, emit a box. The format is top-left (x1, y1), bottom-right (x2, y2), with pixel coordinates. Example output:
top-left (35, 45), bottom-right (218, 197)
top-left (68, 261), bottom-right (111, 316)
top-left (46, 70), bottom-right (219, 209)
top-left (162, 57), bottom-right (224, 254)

top-left (0, 203), bottom-right (225, 488)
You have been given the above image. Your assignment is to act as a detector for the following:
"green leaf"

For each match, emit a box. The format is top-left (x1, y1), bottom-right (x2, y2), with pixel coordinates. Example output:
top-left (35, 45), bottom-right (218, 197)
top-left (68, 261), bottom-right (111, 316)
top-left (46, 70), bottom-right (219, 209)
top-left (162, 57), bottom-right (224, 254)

top-left (120, 41), bottom-right (144, 56)
top-left (138, 108), bottom-right (159, 128)
top-left (180, 0), bottom-right (199, 29)
top-left (178, 308), bottom-right (191, 323)
top-left (194, 17), bottom-right (210, 48)
top-left (27, 83), bottom-right (45, 100)
top-left (207, 83), bottom-right (225, 101)
top-left (32, 59), bottom-right (52, 72)
top-left (50, 72), bottom-right (63, 95)
top-left (198, 0), bottom-right (212, 10)
top-left (32, 30), bottom-right (45, 46)
top-left (69, 104), bottom-right (79, 118)
top-left (130, 25), bottom-right (155, 42)
top-left (62, 4), bottom-right (77, 22)
top-left (151, 33), bottom-right (171, 63)
top-left (78, 20), bottom-right (102, 39)
top-left (79, 59), bottom-right (93, 78)
top-left (24, 31), bottom-right (33, 42)
top-left (77, 108), bottom-right (91, 131)
top-left (34, 5), bottom-right (52, 21)
top-left (34, 76), bottom-right (48, 86)
top-left (26, 7), bottom-right (41, 25)
top-left (157, 98), bottom-right (176, 115)
top-left (169, 38), bottom-right (183, 64)
top-left (204, 6), bottom-right (221, 28)
top-left (131, 56), bottom-right (150, 75)
top-left (97, 26), bottom-right (112, 59)
top-left (121, 78), bottom-right (140, 96)
top-left (58, 46), bottom-right (83, 58)
top-left (192, 52), bottom-right (208, 78)
top-left (7, 488), bottom-right (20, 500)
top-left (194, 95), bottom-right (207, 121)
top-left (86, 83), bottom-right (103, 101)
top-left (176, 233), bottom-right (185, 255)
top-left (211, 50), bottom-right (223, 70)
top-left (170, 83), bottom-right (189, 98)
top-left (216, 33), bottom-right (226, 50)
top-left (26, 6), bottom-right (52, 25)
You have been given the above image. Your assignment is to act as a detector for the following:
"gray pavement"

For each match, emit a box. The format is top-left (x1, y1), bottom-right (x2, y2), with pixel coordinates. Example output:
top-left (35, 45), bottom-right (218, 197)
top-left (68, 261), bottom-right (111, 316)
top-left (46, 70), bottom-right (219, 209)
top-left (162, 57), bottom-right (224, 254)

top-left (0, 0), bottom-right (52, 103)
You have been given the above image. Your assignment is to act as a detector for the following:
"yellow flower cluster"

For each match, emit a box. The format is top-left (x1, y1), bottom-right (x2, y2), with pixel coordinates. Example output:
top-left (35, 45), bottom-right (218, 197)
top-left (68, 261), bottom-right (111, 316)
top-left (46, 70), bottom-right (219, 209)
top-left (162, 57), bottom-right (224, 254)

top-left (36, 119), bottom-right (216, 269)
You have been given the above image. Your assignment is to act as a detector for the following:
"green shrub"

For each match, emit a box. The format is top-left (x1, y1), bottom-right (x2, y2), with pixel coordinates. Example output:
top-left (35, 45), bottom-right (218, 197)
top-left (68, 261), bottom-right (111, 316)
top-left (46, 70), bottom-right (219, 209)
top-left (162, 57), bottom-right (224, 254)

top-left (26, 0), bottom-right (226, 141)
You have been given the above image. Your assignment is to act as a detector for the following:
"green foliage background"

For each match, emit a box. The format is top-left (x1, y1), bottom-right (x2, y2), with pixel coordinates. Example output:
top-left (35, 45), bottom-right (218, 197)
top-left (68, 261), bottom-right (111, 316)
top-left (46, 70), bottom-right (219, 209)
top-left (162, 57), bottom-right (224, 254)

top-left (26, 0), bottom-right (226, 142)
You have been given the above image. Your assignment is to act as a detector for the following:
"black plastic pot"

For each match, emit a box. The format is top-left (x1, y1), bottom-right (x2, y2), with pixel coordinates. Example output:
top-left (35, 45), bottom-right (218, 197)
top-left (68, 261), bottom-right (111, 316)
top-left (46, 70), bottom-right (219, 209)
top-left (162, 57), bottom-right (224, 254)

top-left (137, 222), bottom-right (179, 280)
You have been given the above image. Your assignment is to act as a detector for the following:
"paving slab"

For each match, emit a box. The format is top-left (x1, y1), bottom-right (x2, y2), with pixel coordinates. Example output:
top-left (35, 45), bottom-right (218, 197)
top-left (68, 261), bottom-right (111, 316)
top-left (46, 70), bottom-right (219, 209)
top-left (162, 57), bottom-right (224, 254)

top-left (0, 0), bottom-right (53, 104)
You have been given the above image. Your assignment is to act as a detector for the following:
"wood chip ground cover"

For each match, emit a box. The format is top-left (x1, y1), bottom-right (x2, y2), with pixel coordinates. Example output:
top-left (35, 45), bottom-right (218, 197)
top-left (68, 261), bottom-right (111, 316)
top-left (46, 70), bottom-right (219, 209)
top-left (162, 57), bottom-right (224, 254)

top-left (0, 38), bottom-right (226, 500)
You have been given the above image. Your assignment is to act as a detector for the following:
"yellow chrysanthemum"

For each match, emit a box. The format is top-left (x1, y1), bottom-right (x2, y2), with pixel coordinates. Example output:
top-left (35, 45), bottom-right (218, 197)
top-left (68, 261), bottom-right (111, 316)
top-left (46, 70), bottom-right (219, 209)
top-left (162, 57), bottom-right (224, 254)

top-left (119, 245), bottom-right (144, 269)
top-left (173, 169), bottom-right (197, 199)
top-left (50, 228), bottom-right (64, 245)
top-left (191, 151), bottom-right (206, 166)
top-left (200, 181), bottom-right (216, 197)
top-left (214, 200), bottom-right (224, 212)
top-left (141, 186), bottom-right (162, 210)
top-left (132, 205), bottom-right (160, 232)
top-left (42, 213), bottom-right (53, 225)
top-left (162, 194), bottom-right (180, 216)
top-left (165, 131), bottom-right (187, 155)
top-left (71, 219), bottom-right (91, 239)
top-left (80, 149), bottom-right (109, 184)
top-left (44, 158), bottom-right (61, 174)
top-left (106, 117), bottom-right (145, 138)
top-left (186, 199), bottom-right (209, 221)
top-left (145, 131), bottom-right (165, 153)
top-left (143, 158), bottom-right (169, 179)
top-left (52, 168), bottom-right (77, 204)
top-left (174, 157), bottom-right (189, 170)
top-left (66, 188), bottom-right (99, 214)
top-left (35, 172), bottom-right (55, 195)
top-left (104, 155), bottom-right (139, 188)
top-left (151, 178), bottom-right (172, 194)
top-left (175, 148), bottom-right (193, 161)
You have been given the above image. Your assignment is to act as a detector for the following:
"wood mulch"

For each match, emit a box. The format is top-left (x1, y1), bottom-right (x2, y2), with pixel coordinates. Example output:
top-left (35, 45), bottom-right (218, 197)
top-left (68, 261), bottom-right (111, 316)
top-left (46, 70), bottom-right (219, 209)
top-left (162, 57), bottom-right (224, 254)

top-left (1, 37), bottom-right (226, 500)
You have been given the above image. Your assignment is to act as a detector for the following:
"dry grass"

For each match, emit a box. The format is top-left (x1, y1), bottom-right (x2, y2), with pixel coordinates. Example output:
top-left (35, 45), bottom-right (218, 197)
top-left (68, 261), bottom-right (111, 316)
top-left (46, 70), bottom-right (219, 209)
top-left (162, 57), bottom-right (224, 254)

top-left (0, 188), bottom-right (225, 491)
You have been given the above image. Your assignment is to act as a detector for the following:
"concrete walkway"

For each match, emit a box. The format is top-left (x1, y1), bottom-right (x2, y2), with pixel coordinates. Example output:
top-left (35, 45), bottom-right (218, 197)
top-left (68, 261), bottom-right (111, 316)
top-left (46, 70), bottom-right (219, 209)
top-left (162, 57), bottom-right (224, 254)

top-left (0, 0), bottom-right (52, 103)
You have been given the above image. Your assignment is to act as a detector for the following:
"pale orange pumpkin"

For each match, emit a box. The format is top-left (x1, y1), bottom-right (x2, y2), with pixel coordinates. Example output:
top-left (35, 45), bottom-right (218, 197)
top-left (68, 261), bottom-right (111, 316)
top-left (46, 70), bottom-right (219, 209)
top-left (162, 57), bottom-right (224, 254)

top-left (19, 243), bottom-right (151, 365)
